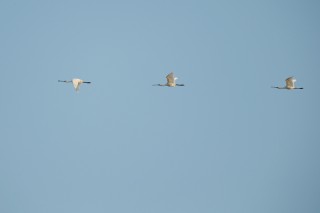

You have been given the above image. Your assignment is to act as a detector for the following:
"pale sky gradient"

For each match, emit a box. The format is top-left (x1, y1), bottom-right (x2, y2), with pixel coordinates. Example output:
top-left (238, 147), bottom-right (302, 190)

top-left (1, 1), bottom-right (320, 213)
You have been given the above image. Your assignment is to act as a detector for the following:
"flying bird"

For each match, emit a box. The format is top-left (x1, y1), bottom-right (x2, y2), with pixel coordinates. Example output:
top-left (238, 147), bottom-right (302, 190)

top-left (58, 78), bottom-right (91, 91)
top-left (153, 72), bottom-right (185, 87)
top-left (272, 77), bottom-right (303, 90)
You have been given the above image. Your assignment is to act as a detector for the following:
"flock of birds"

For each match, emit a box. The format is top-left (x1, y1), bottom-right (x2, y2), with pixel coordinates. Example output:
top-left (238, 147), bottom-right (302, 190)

top-left (58, 73), bottom-right (303, 91)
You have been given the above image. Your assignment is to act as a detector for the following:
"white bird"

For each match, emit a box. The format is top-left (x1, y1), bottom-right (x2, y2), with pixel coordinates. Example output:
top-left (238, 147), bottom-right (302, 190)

top-left (153, 72), bottom-right (185, 87)
top-left (272, 77), bottom-right (303, 90)
top-left (58, 78), bottom-right (91, 91)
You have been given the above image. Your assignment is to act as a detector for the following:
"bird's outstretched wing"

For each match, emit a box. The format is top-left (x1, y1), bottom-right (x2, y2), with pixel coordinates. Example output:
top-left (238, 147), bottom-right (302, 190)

top-left (166, 72), bottom-right (175, 84)
top-left (285, 77), bottom-right (296, 89)
top-left (72, 79), bottom-right (82, 91)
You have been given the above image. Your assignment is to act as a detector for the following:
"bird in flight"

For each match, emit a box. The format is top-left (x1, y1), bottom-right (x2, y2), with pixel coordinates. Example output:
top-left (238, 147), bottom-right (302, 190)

top-left (272, 77), bottom-right (303, 90)
top-left (153, 72), bottom-right (185, 87)
top-left (58, 78), bottom-right (91, 91)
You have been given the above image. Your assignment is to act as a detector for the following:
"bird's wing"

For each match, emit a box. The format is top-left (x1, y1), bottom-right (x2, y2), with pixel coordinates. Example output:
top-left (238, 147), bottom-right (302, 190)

top-left (72, 79), bottom-right (81, 91)
top-left (166, 72), bottom-right (175, 84)
top-left (285, 77), bottom-right (296, 88)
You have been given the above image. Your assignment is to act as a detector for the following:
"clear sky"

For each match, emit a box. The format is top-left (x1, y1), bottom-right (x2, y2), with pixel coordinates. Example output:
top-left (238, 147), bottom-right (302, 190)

top-left (1, 0), bottom-right (319, 212)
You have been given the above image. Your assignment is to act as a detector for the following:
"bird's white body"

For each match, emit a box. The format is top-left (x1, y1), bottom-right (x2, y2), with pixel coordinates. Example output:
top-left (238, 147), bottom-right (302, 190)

top-left (272, 77), bottom-right (303, 90)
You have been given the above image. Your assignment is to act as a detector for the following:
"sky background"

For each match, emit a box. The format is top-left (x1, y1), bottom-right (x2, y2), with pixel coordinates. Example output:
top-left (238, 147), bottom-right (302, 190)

top-left (0, 0), bottom-right (320, 212)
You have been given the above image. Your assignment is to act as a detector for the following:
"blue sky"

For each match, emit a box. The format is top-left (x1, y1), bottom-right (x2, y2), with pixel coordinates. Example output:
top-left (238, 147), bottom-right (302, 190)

top-left (1, 0), bottom-right (320, 212)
